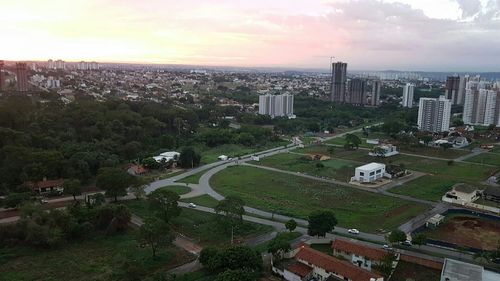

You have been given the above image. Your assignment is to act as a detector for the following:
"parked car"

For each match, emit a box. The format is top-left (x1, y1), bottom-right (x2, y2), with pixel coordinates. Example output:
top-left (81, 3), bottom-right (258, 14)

top-left (348, 228), bottom-right (360, 234)
top-left (40, 199), bottom-right (49, 204)
top-left (403, 240), bottom-right (413, 246)
top-left (382, 244), bottom-right (393, 250)
top-left (188, 203), bottom-right (197, 208)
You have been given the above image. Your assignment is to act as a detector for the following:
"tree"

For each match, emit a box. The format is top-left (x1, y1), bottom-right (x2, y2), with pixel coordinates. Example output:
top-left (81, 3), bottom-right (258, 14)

top-left (388, 229), bottom-right (406, 244)
top-left (178, 147), bottom-right (201, 168)
top-left (138, 217), bottom-right (174, 258)
top-left (420, 135), bottom-right (433, 145)
top-left (3, 192), bottom-right (32, 209)
top-left (96, 167), bottom-right (132, 202)
top-left (344, 134), bottom-right (361, 150)
top-left (307, 210), bottom-right (337, 237)
top-left (285, 219), bottom-right (297, 232)
top-left (142, 157), bottom-right (161, 170)
top-left (148, 189), bottom-right (181, 223)
top-left (130, 185), bottom-right (146, 200)
top-left (371, 146), bottom-right (386, 157)
top-left (200, 246), bottom-right (262, 274)
top-left (267, 234), bottom-right (291, 260)
top-left (440, 143), bottom-right (453, 151)
top-left (214, 269), bottom-right (256, 281)
top-left (412, 233), bottom-right (427, 247)
top-left (63, 179), bottom-right (82, 201)
top-left (215, 196), bottom-right (245, 222)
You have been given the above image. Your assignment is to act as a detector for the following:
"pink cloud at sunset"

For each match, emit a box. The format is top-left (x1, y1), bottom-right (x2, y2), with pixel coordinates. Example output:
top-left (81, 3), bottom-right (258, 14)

top-left (1, 0), bottom-right (499, 70)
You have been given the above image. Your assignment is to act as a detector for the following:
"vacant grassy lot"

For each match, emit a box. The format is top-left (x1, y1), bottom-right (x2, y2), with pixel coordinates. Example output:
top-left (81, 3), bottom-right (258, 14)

top-left (211, 166), bottom-right (429, 233)
top-left (490, 146), bottom-right (500, 153)
top-left (390, 261), bottom-right (441, 281)
top-left (333, 148), bottom-right (497, 183)
top-left (388, 175), bottom-right (459, 202)
top-left (424, 214), bottom-right (500, 251)
top-left (124, 200), bottom-right (273, 246)
top-left (200, 141), bottom-right (289, 164)
top-left (325, 132), bottom-right (386, 148)
top-left (179, 194), bottom-right (220, 208)
top-left (399, 146), bottom-right (470, 159)
top-left (465, 152), bottom-right (500, 166)
top-left (255, 153), bottom-right (357, 181)
top-left (0, 232), bottom-right (194, 281)
top-left (177, 171), bottom-right (205, 184)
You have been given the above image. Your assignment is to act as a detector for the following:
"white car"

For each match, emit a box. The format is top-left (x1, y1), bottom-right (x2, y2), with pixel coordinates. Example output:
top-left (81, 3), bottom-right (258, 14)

top-left (348, 228), bottom-right (360, 234)
top-left (403, 240), bottom-right (413, 246)
top-left (382, 244), bottom-right (393, 250)
top-left (188, 203), bottom-right (197, 208)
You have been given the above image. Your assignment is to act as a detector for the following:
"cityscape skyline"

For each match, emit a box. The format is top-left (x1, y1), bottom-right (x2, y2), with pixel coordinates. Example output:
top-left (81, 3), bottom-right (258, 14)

top-left (1, 0), bottom-right (500, 71)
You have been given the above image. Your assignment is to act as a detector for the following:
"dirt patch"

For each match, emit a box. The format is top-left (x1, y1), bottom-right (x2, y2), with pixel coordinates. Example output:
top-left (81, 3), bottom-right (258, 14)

top-left (306, 153), bottom-right (331, 161)
top-left (426, 215), bottom-right (500, 251)
top-left (383, 204), bottom-right (411, 219)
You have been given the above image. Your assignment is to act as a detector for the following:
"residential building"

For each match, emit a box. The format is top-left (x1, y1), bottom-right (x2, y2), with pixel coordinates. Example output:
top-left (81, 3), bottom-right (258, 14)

top-left (445, 76), bottom-right (461, 105)
top-left (351, 163), bottom-right (389, 183)
top-left (368, 80), bottom-right (381, 106)
top-left (347, 78), bottom-right (367, 105)
top-left (0, 60), bottom-right (5, 91)
top-left (15, 62), bottom-right (29, 92)
top-left (368, 144), bottom-right (399, 157)
top-left (332, 239), bottom-right (393, 272)
top-left (483, 187), bottom-right (500, 204)
top-left (274, 245), bottom-right (384, 281)
top-left (24, 178), bottom-right (65, 194)
top-left (442, 184), bottom-right (481, 205)
top-left (402, 83), bottom-right (414, 108)
top-left (258, 93), bottom-right (294, 118)
top-left (417, 96), bottom-right (452, 132)
top-left (457, 75), bottom-right (470, 105)
top-left (153, 151), bottom-right (180, 163)
top-left (462, 81), bottom-right (500, 127)
top-left (330, 62), bottom-right (347, 102)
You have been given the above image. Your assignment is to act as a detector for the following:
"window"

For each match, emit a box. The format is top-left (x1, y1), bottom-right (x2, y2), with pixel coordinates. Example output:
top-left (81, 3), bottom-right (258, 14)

top-left (376, 169), bottom-right (382, 174)
top-left (370, 171), bottom-right (375, 176)
top-left (360, 172), bottom-right (364, 176)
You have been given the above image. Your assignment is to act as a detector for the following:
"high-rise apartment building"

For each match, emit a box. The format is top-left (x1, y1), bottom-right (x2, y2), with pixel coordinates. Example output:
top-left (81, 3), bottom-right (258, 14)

top-left (463, 81), bottom-right (500, 127)
top-left (402, 83), bottom-right (414, 108)
top-left (15, 63), bottom-right (28, 92)
top-left (0, 60), bottom-right (5, 91)
top-left (258, 94), bottom-right (294, 118)
top-left (368, 80), bottom-right (381, 106)
top-left (445, 76), bottom-right (461, 105)
top-left (330, 62), bottom-right (347, 102)
top-left (457, 75), bottom-right (469, 105)
top-left (346, 78), bottom-right (367, 105)
top-left (417, 96), bottom-right (452, 132)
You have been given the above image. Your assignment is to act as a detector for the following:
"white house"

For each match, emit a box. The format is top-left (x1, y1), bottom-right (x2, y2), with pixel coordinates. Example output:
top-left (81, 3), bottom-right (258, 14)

top-left (442, 183), bottom-right (481, 205)
top-left (218, 155), bottom-right (228, 161)
top-left (368, 144), bottom-right (399, 157)
top-left (154, 151), bottom-right (180, 163)
top-left (351, 163), bottom-right (389, 183)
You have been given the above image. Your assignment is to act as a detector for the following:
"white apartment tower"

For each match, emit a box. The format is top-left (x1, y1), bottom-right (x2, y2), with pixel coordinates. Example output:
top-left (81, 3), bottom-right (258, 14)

top-left (463, 81), bottom-right (500, 127)
top-left (402, 83), bottom-right (414, 108)
top-left (258, 94), bottom-right (294, 118)
top-left (417, 96), bottom-right (452, 132)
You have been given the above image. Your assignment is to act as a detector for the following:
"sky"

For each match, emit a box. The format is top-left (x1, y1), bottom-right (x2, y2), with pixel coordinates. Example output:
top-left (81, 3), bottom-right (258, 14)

top-left (1, 0), bottom-right (499, 71)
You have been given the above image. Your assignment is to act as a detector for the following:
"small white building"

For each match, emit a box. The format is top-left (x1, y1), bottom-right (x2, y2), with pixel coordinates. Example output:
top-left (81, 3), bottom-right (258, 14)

top-left (218, 155), bottom-right (228, 161)
top-left (442, 184), bottom-right (481, 205)
top-left (351, 163), bottom-right (388, 183)
top-left (154, 151), bottom-right (180, 163)
top-left (369, 144), bottom-right (399, 157)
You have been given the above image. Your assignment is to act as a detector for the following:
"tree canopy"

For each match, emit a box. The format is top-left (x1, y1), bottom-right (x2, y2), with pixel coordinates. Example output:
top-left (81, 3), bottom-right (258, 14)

top-left (307, 210), bottom-right (337, 237)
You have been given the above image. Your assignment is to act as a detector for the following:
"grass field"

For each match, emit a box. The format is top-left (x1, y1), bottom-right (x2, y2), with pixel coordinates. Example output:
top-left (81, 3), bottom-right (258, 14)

top-left (388, 175), bottom-right (459, 202)
top-left (179, 194), bottom-right (220, 208)
top-left (253, 231), bottom-right (302, 253)
top-left (465, 152), bottom-right (500, 166)
top-left (211, 166), bottom-right (429, 233)
top-left (124, 200), bottom-right (273, 246)
top-left (333, 148), bottom-right (497, 183)
top-left (390, 261), bottom-right (441, 281)
top-left (398, 146), bottom-right (470, 159)
top-left (423, 214), bottom-right (500, 251)
top-left (325, 132), bottom-right (386, 148)
top-left (490, 146), bottom-right (500, 153)
top-left (157, 185), bottom-right (192, 195)
top-left (200, 141), bottom-right (289, 164)
top-left (177, 171), bottom-right (205, 184)
top-left (0, 232), bottom-right (195, 281)
top-left (255, 153), bottom-right (357, 181)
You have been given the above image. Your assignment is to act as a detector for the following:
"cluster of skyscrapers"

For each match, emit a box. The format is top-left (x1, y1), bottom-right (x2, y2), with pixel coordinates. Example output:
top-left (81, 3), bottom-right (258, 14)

top-left (0, 61), bottom-right (29, 92)
top-left (77, 61), bottom-right (99, 71)
top-left (47, 59), bottom-right (66, 70)
top-left (258, 93), bottom-right (295, 118)
top-left (330, 62), bottom-right (381, 106)
top-left (463, 80), bottom-right (500, 127)
top-left (417, 96), bottom-right (452, 132)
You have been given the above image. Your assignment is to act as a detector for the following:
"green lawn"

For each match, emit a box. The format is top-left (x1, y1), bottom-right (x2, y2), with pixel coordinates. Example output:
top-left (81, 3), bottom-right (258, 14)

top-left (0, 232), bottom-right (195, 281)
top-left (200, 141), bottom-right (289, 164)
top-left (177, 171), bottom-right (205, 184)
top-left (124, 200), bottom-right (273, 246)
top-left (180, 195), bottom-right (220, 208)
top-left (388, 175), bottom-right (459, 202)
top-left (255, 153), bottom-right (356, 181)
top-left (465, 152), bottom-right (500, 166)
top-left (210, 166), bottom-right (429, 233)
top-left (490, 146), bottom-right (500, 153)
top-left (157, 185), bottom-right (192, 195)
top-left (333, 148), bottom-right (497, 183)
top-left (398, 146), bottom-right (470, 159)
top-left (253, 231), bottom-right (302, 253)
top-left (325, 132), bottom-right (385, 149)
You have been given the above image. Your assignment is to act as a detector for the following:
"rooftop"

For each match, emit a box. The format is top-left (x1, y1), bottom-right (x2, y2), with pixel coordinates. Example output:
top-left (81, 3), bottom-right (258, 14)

top-left (332, 239), bottom-right (387, 261)
top-left (453, 183), bottom-right (479, 194)
top-left (441, 258), bottom-right (483, 281)
top-left (356, 162), bottom-right (385, 171)
top-left (286, 261), bottom-right (312, 278)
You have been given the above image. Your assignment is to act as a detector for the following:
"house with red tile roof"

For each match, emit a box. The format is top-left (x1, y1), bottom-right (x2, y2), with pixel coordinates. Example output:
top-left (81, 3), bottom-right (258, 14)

top-left (24, 178), bottom-right (64, 194)
top-left (273, 244), bottom-right (384, 281)
top-left (332, 239), bottom-right (396, 272)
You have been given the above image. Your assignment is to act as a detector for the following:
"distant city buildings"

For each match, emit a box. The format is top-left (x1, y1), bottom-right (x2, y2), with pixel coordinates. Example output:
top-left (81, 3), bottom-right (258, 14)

top-left (77, 61), bottom-right (99, 70)
top-left (330, 62), bottom-right (347, 102)
top-left (368, 79), bottom-right (381, 106)
top-left (463, 81), bottom-right (500, 127)
top-left (258, 93), bottom-right (295, 118)
top-left (417, 96), bottom-right (452, 132)
top-left (402, 83), bottom-right (414, 108)
top-left (346, 78), bottom-right (366, 105)
top-left (15, 62), bottom-right (29, 92)
top-left (47, 59), bottom-right (66, 70)
top-left (445, 76), bottom-right (461, 105)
